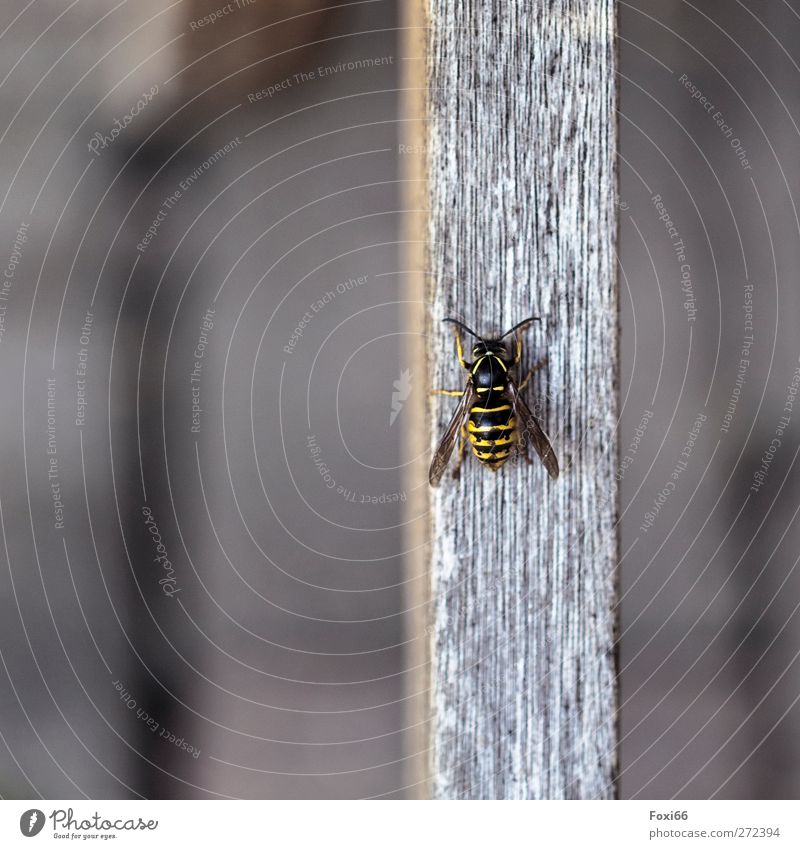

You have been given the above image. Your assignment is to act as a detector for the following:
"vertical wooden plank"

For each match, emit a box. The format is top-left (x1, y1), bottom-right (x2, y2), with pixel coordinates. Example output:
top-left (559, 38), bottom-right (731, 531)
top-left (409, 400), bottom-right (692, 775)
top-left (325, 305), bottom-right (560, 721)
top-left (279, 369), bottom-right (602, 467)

top-left (428, 1), bottom-right (618, 798)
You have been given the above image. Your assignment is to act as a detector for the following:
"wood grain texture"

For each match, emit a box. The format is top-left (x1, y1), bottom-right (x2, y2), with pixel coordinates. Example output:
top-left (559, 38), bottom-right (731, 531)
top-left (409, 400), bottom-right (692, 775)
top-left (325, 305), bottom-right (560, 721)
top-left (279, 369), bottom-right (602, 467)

top-left (427, 1), bottom-right (618, 798)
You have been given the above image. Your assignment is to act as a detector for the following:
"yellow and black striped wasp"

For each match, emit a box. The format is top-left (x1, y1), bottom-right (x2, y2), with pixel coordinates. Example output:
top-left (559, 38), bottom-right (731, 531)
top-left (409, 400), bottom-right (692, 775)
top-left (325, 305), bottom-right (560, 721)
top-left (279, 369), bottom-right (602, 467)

top-left (429, 317), bottom-right (559, 486)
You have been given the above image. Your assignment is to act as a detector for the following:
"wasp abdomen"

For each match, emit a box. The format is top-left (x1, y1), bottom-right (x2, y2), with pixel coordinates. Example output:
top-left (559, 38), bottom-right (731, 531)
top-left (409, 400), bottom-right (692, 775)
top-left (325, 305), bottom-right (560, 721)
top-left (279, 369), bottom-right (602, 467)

top-left (467, 398), bottom-right (517, 468)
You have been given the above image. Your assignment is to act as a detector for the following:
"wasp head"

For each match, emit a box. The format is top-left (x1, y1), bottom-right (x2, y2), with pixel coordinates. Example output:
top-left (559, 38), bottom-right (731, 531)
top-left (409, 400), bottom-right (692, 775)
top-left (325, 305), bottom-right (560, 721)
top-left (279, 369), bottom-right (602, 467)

top-left (471, 340), bottom-right (511, 362)
top-left (443, 316), bottom-right (540, 367)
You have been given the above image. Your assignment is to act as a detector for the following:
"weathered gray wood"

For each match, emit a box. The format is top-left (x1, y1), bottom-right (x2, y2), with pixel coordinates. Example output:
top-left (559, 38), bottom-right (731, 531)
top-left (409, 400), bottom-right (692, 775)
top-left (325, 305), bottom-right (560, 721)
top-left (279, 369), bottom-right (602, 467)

top-left (428, 1), bottom-right (618, 798)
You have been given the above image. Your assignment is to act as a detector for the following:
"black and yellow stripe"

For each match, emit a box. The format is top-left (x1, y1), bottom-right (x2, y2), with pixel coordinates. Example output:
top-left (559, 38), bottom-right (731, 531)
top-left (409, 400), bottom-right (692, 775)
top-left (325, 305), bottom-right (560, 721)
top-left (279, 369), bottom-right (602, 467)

top-left (460, 351), bottom-right (519, 470)
top-left (467, 399), bottom-right (516, 468)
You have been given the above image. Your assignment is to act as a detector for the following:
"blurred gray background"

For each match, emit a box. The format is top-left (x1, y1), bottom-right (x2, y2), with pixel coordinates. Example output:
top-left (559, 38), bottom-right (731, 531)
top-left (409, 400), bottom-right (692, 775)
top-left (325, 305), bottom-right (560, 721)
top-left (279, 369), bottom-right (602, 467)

top-left (0, 0), bottom-right (798, 799)
top-left (0, 0), bottom-right (417, 800)
top-left (619, 0), bottom-right (800, 798)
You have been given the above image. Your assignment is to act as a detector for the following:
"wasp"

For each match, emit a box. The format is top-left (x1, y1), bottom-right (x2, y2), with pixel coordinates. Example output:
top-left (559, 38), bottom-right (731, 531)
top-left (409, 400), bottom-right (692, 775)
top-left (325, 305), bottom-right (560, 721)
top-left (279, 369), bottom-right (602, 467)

top-left (429, 316), bottom-right (559, 486)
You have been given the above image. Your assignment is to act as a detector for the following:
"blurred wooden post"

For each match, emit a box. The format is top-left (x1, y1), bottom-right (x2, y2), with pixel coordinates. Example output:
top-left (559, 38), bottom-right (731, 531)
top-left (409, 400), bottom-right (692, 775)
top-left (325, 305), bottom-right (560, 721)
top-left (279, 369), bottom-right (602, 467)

top-left (427, 1), bottom-right (619, 798)
top-left (400, 0), bottom-right (432, 800)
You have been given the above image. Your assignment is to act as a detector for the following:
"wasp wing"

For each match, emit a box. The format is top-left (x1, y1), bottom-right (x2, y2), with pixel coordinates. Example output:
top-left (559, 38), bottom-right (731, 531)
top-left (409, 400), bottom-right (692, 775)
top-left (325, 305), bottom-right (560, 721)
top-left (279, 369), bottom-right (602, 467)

top-left (429, 379), bottom-right (476, 487)
top-left (507, 378), bottom-right (559, 479)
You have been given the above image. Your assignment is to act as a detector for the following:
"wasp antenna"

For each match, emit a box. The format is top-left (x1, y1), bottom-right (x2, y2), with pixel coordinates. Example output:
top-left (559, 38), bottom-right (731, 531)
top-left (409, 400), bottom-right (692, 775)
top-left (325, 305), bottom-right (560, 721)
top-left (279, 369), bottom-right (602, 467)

top-left (501, 316), bottom-right (541, 339)
top-left (442, 317), bottom-right (482, 340)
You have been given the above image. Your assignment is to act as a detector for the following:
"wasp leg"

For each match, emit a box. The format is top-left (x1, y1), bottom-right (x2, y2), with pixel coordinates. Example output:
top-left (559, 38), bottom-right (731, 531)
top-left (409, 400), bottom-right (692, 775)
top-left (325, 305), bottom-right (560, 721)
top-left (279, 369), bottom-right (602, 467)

top-left (451, 325), bottom-right (469, 369)
top-left (431, 388), bottom-right (464, 396)
top-left (451, 426), bottom-right (468, 480)
top-left (511, 317), bottom-right (541, 366)
top-left (513, 329), bottom-right (524, 366)
top-left (518, 356), bottom-right (548, 391)
top-left (513, 322), bottom-right (534, 365)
